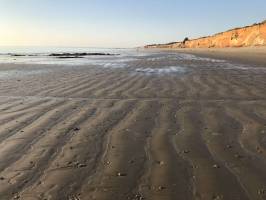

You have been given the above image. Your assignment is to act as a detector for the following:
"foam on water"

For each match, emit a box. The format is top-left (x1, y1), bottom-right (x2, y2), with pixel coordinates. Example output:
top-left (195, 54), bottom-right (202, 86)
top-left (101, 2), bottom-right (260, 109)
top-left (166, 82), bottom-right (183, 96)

top-left (135, 66), bottom-right (186, 74)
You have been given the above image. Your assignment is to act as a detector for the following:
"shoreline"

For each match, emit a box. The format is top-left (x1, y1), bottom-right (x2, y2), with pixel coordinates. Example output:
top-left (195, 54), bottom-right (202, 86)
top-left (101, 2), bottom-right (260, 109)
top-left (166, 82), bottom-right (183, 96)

top-left (143, 46), bottom-right (266, 66)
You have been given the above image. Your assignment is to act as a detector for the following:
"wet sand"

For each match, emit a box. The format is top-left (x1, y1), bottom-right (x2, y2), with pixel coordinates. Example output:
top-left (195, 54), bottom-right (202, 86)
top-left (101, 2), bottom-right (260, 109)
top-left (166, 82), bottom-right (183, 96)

top-left (0, 50), bottom-right (266, 200)
top-left (167, 46), bottom-right (266, 65)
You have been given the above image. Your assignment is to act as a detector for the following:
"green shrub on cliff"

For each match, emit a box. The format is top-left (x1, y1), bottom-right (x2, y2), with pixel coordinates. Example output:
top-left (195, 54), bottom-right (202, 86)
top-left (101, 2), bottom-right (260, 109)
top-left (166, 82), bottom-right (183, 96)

top-left (183, 37), bottom-right (189, 44)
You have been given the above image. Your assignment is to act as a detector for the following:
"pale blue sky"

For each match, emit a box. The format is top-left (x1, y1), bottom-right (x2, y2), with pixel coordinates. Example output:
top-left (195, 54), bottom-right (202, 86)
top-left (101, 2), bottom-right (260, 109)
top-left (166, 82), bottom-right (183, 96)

top-left (0, 0), bottom-right (265, 47)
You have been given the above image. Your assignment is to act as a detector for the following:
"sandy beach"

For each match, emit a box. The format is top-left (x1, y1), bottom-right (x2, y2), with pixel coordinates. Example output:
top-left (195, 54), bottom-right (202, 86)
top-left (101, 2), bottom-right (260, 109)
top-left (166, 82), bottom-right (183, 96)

top-left (0, 49), bottom-right (266, 200)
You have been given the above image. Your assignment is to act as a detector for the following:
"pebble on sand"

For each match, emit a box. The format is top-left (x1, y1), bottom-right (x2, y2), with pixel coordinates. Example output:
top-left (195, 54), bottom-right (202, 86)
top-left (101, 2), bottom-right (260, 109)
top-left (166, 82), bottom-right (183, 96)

top-left (158, 186), bottom-right (166, 191)
top-left (73, 127), bottom-right (80, 131)
top-left (183, 150), bottom-right (190, 154)
top-left (117, 172), bottom-right (127, 177)
top-left (129, 160), bottom-right (135, 164)
top-left (212, 194), bottom-right (223, 200)
top-left (258, 188), bottom-right (266, 195)
top-left (256, 146), bottom-right (263, 153)
top-left (156, 161), bottom-right (165, 166)
top-left (77, 163), bottom-right (87, 168)
top-left (213, 164), bottom-right (220, 169)
top-left (133, 194), bottom-right (144, 200)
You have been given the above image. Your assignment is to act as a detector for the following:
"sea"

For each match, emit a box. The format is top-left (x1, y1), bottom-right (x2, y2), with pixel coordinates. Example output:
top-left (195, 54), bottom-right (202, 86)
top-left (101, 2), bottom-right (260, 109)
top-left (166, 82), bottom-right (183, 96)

top-left (0, 46), bottom-right (142, 65)
top-left (0, 46), bottom-right (264, 76)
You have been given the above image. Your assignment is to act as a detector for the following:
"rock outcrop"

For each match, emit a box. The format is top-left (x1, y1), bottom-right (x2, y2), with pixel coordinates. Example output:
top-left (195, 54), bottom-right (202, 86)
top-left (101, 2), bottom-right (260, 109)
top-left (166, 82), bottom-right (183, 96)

top-left (145, 20), bottom-right (266, 49)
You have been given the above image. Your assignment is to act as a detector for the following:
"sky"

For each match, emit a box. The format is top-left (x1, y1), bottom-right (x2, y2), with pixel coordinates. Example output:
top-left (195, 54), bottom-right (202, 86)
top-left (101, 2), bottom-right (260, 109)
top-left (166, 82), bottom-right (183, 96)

top-left (0, 0), bottom-right (265, 48)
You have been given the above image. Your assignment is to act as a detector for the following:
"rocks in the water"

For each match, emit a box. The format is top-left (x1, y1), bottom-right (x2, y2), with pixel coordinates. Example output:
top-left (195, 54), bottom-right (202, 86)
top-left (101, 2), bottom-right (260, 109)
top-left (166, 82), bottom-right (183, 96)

top-left (9, 54), bottom-right (25, 57)
top-left (8, 53), bottom-right (37, 57)
top-left (57, 56), bottom-right (84, 59)
top-left (49, 52), bottom-right (118, 58)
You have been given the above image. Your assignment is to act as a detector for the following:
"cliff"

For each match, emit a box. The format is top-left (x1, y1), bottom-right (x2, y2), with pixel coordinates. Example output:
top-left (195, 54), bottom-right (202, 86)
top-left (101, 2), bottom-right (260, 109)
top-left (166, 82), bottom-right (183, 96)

top-left (145, 20), bottom-right (266, 49)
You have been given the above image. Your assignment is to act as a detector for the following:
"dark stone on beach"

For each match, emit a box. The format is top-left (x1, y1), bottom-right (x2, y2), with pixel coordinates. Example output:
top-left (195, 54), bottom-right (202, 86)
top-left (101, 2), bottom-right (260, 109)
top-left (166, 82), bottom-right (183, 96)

top-left (78, 163), bottom-right (87, 168)
top-left (212, 195), bottom-right (223, 200)
top-left (0, 177), bottom-right (5, 180)
top-left (133, 194), bottom-right (144, 200)
top-left (213, 164), bottom-right (220, 169)
top-left (156, 161), bottom-right (165, 166)
top-left (258, 188), bottom-right (266, 195)
top-left (9, 53), bottom-right (37, 57)
top-left (49, 52), bottom-right (118, 57)
top-left (183, 150), bottom-right (190, 154)
top-left (117, 172), bottom-right (127, 177)
top-left (129, 160), bottom-right (135, 164)
top-left (158, 186), bottom-right (166, 191)
top-left (73, 127), bottom-right (80, 131)
top-left (9, 54), bottom-right (25, 57)
top-left (57, 56), bottom-right (84, 59)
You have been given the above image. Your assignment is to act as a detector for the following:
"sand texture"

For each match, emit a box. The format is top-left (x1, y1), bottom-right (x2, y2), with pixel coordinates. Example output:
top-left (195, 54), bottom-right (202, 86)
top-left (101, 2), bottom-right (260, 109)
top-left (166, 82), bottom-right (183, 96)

top-left (0, 51), bottom-right (266, 200)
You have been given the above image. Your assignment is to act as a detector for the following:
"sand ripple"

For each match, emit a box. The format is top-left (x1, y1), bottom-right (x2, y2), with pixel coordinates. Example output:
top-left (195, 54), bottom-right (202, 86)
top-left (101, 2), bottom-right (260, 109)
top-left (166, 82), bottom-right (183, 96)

top-left (0, 51), bottom-right (266, 200)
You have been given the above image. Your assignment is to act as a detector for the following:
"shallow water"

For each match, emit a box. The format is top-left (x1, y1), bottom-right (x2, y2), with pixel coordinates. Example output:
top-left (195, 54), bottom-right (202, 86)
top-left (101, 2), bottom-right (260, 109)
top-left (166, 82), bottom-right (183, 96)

top-left (135, 66), bottom-right (186, 74)
top-left (0, 48), bottom-right (265, 80)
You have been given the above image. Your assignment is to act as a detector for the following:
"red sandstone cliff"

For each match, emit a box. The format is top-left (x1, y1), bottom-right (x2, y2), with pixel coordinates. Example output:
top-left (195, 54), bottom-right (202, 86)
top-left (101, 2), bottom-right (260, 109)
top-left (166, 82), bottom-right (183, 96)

top-left (145, 21), bottom-right (266, 49)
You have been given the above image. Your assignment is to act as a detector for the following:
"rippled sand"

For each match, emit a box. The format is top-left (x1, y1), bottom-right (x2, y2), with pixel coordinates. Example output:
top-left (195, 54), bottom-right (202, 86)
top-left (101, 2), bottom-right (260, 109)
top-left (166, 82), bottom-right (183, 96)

top-left (0, 51), bottom-right (266, 200)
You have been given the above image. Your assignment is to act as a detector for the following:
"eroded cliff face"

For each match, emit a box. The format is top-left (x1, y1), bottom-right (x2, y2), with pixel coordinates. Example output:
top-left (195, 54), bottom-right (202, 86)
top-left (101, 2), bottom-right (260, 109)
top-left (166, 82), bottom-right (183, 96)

top-left (145, 21), bottom-right (266, 49)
